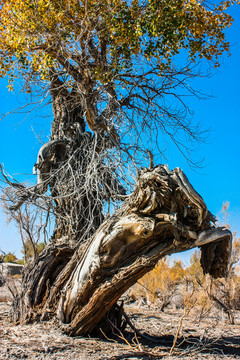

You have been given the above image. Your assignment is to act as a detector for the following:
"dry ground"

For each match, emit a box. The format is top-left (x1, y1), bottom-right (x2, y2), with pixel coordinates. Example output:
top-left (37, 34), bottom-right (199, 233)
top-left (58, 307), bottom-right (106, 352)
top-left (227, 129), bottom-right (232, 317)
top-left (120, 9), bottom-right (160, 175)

top-left (0, 280), bottom-right (240, 360)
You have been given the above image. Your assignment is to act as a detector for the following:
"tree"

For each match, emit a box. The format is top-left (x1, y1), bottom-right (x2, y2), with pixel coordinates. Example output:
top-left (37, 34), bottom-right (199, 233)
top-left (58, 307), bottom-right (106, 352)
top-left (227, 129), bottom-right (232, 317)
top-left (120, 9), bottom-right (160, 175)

top-left (0, 0), bottom-right (235, 336)
top-left (1, 185), bottom-right (48, 264)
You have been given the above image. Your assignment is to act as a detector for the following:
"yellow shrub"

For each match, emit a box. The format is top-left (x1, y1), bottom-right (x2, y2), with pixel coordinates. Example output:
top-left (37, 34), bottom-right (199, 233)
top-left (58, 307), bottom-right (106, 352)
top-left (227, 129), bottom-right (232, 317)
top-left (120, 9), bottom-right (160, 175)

top-left (130, 257), bottom-right (185, 310)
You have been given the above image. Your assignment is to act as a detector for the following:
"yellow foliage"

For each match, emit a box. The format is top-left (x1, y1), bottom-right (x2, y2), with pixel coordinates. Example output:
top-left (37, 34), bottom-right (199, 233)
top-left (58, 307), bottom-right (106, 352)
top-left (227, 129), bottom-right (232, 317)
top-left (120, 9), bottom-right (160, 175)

top-left (130, 235), bottom-right (240, 316)
top-left (0, 0), bottom-right (237, 88)
top-left (0, 252), bottom-right (18, 263)
top-left (130, 257), bottom-right (185, 308)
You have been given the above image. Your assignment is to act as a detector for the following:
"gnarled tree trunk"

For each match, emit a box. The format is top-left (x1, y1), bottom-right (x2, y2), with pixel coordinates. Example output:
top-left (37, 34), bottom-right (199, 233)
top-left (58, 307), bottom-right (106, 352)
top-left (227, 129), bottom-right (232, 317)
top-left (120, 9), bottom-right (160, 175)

top-left (9, 75), bottom-right (232, 337)
top-left (32, 77), bottom-right (121, 247)
top-left (13, 165), bottom-right (232, 336)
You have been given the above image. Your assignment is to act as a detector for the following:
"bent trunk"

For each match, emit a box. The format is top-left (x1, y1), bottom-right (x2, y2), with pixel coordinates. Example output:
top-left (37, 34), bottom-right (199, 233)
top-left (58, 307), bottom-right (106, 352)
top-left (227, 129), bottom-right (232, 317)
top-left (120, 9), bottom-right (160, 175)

top-left (14, 165), bottom-right (232, 336)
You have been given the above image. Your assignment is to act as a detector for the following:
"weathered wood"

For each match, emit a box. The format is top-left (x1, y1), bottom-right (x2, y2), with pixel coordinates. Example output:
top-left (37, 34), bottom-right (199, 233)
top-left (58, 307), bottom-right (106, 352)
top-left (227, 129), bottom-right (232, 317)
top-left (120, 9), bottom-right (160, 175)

top-left (15, 165), bottom-right (232, 336)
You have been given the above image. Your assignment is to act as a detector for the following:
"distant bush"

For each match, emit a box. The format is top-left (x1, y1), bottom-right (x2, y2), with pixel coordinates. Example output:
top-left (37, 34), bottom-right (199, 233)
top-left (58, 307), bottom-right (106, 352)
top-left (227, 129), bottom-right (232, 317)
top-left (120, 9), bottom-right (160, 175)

top-left (129, 257), bottom-right (185, 311)
top-left (0, 252), bottom-right (18, 264)
top-left (21, 240), bottom-right (45, 263)
top-left (129, 232), bottom-right (240, 323)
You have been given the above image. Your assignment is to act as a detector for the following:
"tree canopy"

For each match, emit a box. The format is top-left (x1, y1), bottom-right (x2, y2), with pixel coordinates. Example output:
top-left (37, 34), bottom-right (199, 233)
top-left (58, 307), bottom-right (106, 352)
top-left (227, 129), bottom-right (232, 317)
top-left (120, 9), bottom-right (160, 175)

top-left (0, 0), bottom-right (234, 81)
top-left (0, 0), bottom-right (236, 159)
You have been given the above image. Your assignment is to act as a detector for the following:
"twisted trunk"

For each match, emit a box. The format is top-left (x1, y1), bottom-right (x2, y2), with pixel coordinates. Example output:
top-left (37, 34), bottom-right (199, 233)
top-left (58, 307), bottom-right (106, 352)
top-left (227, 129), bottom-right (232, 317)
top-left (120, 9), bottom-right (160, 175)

top-left (13, 77), bottom-right (232, 336)
top-left (14, 165), bottom-right (232, 336)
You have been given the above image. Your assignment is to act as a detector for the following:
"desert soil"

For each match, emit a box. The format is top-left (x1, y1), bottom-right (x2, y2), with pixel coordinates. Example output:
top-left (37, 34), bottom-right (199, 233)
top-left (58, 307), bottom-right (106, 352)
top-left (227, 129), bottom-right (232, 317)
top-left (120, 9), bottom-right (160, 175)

top-left (0, 280), bottom-right (240, 360)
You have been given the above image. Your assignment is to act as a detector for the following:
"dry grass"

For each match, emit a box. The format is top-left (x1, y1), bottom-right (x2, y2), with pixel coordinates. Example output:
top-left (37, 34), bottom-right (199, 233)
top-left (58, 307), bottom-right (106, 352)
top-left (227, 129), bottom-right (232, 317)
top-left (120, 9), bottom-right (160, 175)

top-left (0, 280), bottom-right (240, 360)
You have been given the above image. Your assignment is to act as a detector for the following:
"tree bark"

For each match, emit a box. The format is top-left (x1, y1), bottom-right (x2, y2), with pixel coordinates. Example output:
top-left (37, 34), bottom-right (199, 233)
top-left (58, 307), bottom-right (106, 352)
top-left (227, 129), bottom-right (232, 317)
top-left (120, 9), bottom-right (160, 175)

top-left (13, 165), bottom-right (232, 336)
top-left (30, 74), bottom-right (125, 249)
top-left (33, 77), bottom-right (105, 246)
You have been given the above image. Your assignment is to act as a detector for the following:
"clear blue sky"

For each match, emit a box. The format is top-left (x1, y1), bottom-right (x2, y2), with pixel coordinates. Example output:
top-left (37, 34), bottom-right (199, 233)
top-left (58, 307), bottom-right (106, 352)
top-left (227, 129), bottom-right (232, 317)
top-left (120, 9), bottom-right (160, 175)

top-left (0, 3), bottom-right (239, 262)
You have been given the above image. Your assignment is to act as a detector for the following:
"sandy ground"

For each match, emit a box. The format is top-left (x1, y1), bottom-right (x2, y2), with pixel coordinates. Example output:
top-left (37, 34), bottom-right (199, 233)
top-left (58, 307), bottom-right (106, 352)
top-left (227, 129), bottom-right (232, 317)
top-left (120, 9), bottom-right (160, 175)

top-left (0, 281), bottom-right (240, 360)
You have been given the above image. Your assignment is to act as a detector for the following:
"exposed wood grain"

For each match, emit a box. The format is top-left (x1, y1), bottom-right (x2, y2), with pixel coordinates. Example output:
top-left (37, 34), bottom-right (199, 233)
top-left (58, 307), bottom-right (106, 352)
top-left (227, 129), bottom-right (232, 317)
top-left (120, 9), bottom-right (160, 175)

top-left (14, 165), bottom-right (232, 336)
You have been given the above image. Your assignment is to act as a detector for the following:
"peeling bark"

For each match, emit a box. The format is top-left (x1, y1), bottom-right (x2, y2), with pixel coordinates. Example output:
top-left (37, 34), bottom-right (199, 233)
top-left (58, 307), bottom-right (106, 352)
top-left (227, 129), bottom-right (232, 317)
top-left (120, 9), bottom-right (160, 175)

top-left (14, 165), bottom-right (232, 336)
